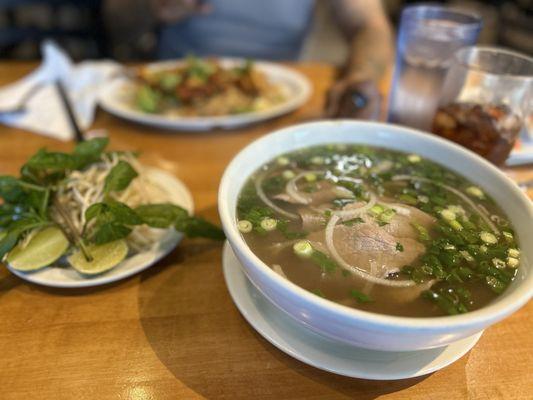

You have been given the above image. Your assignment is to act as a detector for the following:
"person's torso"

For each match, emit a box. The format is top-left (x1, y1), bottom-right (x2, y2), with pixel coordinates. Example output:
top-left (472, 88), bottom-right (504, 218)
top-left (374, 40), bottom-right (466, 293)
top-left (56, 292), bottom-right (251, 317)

top-left (158, 0), bottom-right (315, 60)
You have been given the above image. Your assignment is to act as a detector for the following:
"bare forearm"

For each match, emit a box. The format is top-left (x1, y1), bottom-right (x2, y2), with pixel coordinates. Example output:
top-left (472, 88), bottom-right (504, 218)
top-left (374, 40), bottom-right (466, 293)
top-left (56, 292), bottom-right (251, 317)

top-left (331, 0), bottom-right (394, 82)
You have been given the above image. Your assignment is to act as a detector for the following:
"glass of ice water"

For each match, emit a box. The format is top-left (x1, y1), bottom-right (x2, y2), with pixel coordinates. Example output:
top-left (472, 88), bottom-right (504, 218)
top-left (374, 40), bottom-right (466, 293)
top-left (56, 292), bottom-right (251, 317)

top-left (388, 5), bottom-right (482, 131)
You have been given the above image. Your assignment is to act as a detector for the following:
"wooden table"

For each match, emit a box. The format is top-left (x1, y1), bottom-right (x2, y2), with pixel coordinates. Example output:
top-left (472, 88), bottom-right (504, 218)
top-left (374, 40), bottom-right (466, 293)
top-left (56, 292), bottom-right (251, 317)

top-left (0, 63), bottom-right (531, 400)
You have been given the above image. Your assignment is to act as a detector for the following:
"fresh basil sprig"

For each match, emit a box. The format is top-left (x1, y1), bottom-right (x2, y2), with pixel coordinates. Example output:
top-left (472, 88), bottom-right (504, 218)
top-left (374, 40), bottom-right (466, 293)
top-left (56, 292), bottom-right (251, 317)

top-left (0, 137), bottom-right (225, 265)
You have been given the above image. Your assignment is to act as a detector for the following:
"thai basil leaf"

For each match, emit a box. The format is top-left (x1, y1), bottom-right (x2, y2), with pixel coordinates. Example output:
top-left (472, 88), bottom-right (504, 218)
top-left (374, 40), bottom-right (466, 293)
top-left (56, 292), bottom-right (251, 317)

top-left (85, 201), bottom-right (142, 245)
top-left (104, 161), bottom-right (138, 193)
top-left (175, 216), bottom-right (225, 240)
top-left (86, 201), bottom-right (142, 226)
top-left (135, 203), bottom-right (188, 228)
top-left (73, 137), bottom-right (109, 168)
top-left (0, 229), bottom-right (20, 259)
top-left (0, 217), bottom-right (49, 258)
top-left (0, 176), bottom-right (25, 202)
top-left (24, 149), bottom-right (77, 171)
top-left (92, 222), bottom-right (132, 245)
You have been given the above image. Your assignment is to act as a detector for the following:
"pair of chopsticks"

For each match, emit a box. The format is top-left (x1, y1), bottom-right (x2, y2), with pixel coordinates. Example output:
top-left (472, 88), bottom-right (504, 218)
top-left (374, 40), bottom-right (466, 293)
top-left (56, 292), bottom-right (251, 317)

top-left (55, 80), bottom-right (85, 143)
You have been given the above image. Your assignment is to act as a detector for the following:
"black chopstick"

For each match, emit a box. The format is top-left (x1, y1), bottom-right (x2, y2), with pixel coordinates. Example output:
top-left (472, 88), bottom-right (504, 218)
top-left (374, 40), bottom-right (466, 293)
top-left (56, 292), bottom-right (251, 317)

top-left (55, 80), bottom-right (85, 143)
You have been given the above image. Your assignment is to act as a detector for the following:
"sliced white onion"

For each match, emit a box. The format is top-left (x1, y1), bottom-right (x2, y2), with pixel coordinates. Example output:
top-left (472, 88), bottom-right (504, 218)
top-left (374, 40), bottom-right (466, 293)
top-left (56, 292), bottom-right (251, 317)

top-left (392, 175), bottom-right (499, 234)
top-left (285, 171), bottom-right (323, 205)
top-left (378, 201), bottom-right (412, 216)
top-left (255, 174), bottom-right (299, 220)
top-left (332, 191), bottom-right (377, 219)
top-left (325, 214), bottom-right (416, 287)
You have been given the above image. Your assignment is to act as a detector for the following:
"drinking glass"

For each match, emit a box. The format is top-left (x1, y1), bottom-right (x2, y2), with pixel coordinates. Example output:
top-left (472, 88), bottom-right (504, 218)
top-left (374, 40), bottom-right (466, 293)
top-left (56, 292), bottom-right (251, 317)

top-left (388, 5), bottom-right (482, 131)
top-left (432, 46), bottom-right (533, 165)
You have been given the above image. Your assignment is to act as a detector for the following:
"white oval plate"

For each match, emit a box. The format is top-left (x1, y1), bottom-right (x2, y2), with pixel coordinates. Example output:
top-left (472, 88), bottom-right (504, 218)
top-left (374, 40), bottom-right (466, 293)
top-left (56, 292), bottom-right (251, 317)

top-left (7, 168), bottom-right (193, 288)
top-left (99, 59), bottom-right (312, 131)
top-left (223, 242), bottom-right (483, 380)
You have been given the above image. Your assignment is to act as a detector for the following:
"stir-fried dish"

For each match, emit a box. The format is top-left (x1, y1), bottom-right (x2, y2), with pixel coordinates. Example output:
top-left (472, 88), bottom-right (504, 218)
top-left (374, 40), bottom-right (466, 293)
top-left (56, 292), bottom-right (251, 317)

top-left (236, 145), bottom-right (520, 317)
top-left (0, 138), bottom-right (224, 275)
top-left (134, 57), bottom-right (286, 116)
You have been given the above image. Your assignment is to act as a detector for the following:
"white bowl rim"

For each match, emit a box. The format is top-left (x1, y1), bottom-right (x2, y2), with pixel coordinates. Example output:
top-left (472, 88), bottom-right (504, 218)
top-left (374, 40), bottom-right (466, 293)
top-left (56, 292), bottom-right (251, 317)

top-left (218, 120), bottom-right (533, 331)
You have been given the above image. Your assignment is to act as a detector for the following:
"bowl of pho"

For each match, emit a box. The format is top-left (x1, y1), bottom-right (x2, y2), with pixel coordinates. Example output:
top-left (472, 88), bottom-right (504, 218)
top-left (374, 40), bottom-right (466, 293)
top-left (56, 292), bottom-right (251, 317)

top-left (218, 120), bottom-right (532, 351)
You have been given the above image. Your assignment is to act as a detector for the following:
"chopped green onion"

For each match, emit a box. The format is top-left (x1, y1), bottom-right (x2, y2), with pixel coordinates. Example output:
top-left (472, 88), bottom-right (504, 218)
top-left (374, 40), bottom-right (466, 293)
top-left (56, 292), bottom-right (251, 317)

top-left (486, 276), bottom-right (506, 294)
top-left (379, 209), bottom-right (396, 223)
top-left (492, 258), bottom-right (506, 269)
top-left (276, 156), bottom-right (290, 166)
top-left (507, 257), bottom-right (519, 268)
top-left (370, 204), bottom-right (384, 215)
top-left (466, 186), bottom-right (484, 199)
top-left (342, 217), bottom-right (364, 226)
top-left (440, 209), bottom-right (456, 221)
top-left (282, 170), bottom-right (295, 180)
top-left (310, 250), bottom-right (338, 273)
top-left (449, 220), bottom-right (463, 231)
top-left (460, 250), bottom-right (474, 262)
top-left (334, 186), bottom-right (355, 198)
top-left (508, 248), bottom-right (520, 258)
top-left (396, 242), bottom-right (404, 252)
top-left (447, 205), bottom-right (466, 215)
top-left (304, 173), bottom-right (317, 182)
top-left (407, 154), bottom-right (421, 163)
top-left (349, 289), bottom-right (373, 303)
top-left (411, 222), bottom-right (430, 241)
top-left (480, 231), bottom-right (497, 244)
top-left (260, 218), bottom-right (277, 232)
top-left (502, 231), bottom-right (514, 242)
top-left (417, 195), bottom-right (429, 204)
top-left (293, 240), bottom-right (313, 258)
top-left (237, 220), bottom-right (253, 233)
top-left (311, 156), bottom-right (324, 165)
top-left (480, 245), bottom-right (488, 253)
top-left (398, 194), bottom-right (418, 205)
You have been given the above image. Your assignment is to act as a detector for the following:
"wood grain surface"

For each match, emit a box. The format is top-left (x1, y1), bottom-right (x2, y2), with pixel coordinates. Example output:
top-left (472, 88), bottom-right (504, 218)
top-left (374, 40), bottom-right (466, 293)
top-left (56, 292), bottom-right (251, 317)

top-left (0, 63), bottom-right (531, 400)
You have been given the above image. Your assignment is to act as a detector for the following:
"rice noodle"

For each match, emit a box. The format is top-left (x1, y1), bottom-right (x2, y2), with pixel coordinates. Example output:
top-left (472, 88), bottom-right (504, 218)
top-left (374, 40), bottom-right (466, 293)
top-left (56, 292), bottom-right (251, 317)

top-left (325, 214), bottom-right (416, 287)
top-left (255, 173), bottom-right (299, 220)
top-left (392, 175), bottom-right (499, 234)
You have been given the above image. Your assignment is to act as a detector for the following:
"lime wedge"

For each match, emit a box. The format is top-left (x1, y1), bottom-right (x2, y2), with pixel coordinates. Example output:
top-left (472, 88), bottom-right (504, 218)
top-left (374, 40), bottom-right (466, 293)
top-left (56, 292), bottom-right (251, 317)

top-left (7, 227), bottom-right (69, 271)
top-left (68, 240), bottom-right (128, 275)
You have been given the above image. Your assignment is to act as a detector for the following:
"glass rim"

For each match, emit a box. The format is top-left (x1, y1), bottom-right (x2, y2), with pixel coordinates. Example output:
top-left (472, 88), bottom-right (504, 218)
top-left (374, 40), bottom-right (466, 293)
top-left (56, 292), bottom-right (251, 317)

top-left (402, 4), bottom-right (482, 31)
top-left (454, 46), bottom-right (533, 80)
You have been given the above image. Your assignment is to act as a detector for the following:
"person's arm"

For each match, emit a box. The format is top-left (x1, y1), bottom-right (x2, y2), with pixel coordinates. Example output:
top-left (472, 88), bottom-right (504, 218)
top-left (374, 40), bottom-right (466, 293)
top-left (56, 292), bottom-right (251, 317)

top-left (326, 0), bottom-right (394, 119)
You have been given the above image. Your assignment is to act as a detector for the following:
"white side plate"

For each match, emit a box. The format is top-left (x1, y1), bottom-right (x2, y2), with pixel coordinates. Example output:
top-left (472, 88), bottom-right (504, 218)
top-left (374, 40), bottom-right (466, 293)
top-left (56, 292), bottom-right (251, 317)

top-left (223, 241), bottom-right (483, 380)
top-left (99, 59), bottom-right (312, 131)
top-left (7, 168), bottom-right (193, 288)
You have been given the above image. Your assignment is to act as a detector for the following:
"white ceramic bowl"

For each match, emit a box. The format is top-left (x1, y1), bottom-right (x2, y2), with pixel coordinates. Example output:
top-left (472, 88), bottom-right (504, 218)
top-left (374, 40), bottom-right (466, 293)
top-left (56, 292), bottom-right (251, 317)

top-left (218, 120), bottom-right (533, 351)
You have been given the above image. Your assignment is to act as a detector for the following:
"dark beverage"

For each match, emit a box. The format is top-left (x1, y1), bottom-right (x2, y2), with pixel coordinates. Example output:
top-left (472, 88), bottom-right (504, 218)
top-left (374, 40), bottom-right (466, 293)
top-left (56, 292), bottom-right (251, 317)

top-left (432, 102), bottom-right (522, 165)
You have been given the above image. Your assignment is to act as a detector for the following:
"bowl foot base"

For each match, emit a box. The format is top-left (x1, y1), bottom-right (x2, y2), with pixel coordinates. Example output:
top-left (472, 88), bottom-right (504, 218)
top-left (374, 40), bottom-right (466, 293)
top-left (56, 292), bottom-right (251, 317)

top-left (222, 241), bottom-right (482, 380)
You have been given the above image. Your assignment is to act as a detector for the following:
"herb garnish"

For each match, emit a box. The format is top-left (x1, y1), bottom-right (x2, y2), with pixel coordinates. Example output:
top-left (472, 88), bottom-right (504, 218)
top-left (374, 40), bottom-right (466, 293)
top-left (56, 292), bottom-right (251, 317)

top-left (349, 289), bottom-right (373, 303)
top-left (0, 138), bottom-right (224, 264)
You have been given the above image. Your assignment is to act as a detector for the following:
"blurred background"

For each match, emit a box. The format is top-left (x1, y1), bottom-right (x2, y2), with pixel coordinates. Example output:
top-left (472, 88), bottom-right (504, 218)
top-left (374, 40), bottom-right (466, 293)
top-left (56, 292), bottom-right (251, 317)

top-left (0, 0), bottom-right (531, 62)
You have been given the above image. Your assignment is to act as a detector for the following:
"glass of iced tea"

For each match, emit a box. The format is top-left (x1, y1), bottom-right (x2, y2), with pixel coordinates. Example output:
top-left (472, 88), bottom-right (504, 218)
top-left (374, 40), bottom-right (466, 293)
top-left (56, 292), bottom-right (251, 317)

top-left (432, 46), bottom-right (533, 165)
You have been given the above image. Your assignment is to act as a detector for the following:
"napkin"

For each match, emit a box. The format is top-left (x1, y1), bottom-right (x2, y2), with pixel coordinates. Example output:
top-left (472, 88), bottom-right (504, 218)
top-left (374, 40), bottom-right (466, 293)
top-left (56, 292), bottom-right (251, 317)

top-left (0, 41), bottom-right (120, 141)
